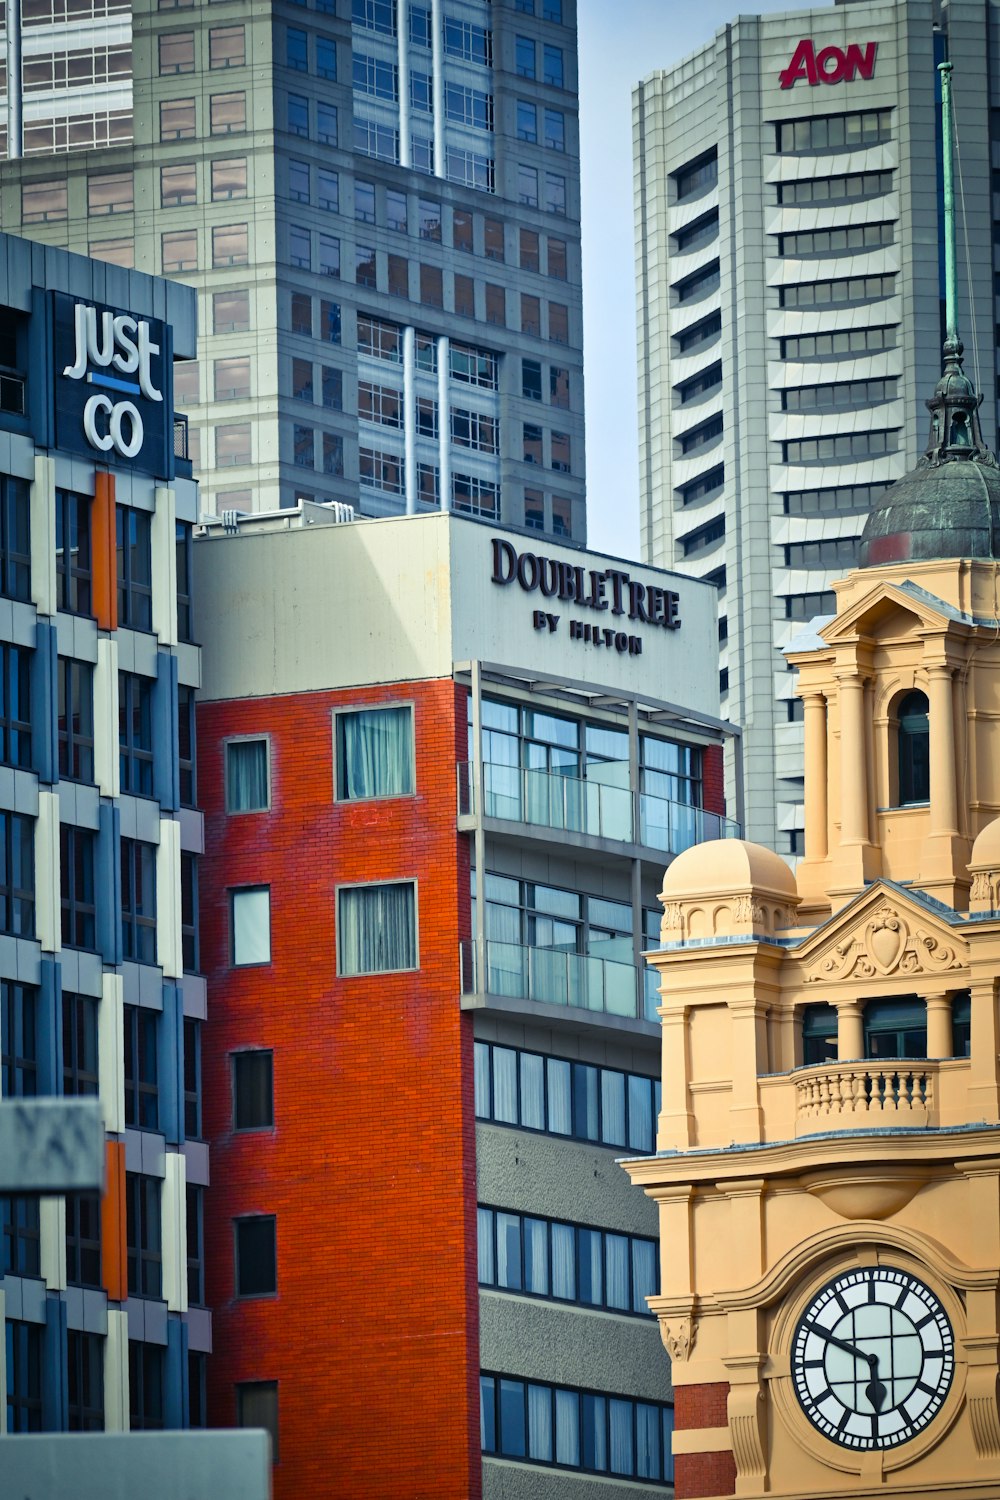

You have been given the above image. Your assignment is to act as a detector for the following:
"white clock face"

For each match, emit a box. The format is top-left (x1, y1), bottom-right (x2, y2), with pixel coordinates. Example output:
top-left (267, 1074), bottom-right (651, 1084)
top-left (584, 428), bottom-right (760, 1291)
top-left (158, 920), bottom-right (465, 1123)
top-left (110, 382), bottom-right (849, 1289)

top-left (791, 1266), bottom-right (954, 1450)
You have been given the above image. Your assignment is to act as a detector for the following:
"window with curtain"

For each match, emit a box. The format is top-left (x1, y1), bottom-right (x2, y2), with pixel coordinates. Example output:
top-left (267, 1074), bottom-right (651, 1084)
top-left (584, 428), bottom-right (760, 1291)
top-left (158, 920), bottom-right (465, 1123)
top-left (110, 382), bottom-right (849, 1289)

top-left (232, 887), bottom-right (271, 966)
top-left (478, 1204), bottom-right (657, 1315)
top-left (335, 704), bottom-right (413, 800)
top-left (337, 881), bottom-right (417, 974)
top-left (226, 738), bottom-right (270, 812)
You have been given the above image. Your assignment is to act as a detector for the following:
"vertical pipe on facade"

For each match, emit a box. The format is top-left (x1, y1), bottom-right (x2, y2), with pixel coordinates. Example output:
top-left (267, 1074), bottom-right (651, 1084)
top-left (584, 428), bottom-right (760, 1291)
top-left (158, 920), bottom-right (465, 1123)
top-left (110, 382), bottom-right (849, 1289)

top-left (939, 61), bottom-right (958, 343)
top-left (470, 661), bottom-right (487, 992)
top-left (430, 0), bottom-right (445, 177)
top-left (403, 325), bottom-right (417, 513)
top-left (437, 334), bottom-right (451, 510)
top-left (628, 699), bottom-right (643, 1013)
top-left (397, 0), bottom-right (411, 169)
top-left (7, 0), bottom-right (22, 159)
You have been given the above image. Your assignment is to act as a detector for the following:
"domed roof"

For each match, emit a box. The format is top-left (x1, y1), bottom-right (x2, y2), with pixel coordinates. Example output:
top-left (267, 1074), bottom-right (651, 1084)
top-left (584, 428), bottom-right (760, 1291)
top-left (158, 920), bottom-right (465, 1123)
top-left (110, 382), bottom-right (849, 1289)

top-left (969, 816), bottom-right (1000, 871)
top-left (860, 334), bottom-right (1000, 568)
top-left (660, 839), bottom-right (798, 900)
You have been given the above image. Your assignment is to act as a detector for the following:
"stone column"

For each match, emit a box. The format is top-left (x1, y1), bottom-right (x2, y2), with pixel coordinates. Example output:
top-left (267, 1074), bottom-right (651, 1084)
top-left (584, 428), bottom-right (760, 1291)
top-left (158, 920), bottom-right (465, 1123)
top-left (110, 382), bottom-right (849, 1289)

top-left (925, 992), bottom-right (953, 1059)
top-left (927, 663), bottom-right (959, 835)
top-left (837, 998), bottom-right (864, 1061)
top-left (837, 672), bottom-right (868, 844)
top-left (802, 692), bottom-right (828, 861)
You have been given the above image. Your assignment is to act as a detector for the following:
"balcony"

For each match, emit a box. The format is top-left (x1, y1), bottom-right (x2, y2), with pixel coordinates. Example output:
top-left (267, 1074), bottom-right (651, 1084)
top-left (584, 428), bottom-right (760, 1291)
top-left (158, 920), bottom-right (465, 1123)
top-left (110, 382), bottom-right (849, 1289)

top-left (794, 1059), bottom-right (936, 1136)
top-left (462, 938), bottom-right (662, 1025)
top-left (458, 761), bottom-right (740, 855)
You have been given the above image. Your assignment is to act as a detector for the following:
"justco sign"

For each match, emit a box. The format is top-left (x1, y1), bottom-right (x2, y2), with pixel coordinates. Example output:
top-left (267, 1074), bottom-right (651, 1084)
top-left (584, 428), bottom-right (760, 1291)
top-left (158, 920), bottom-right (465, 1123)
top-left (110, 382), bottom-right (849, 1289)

top-left (53, 292), bottom-right (172, 478)
top-left (779, 38), bottom-right (877, 89)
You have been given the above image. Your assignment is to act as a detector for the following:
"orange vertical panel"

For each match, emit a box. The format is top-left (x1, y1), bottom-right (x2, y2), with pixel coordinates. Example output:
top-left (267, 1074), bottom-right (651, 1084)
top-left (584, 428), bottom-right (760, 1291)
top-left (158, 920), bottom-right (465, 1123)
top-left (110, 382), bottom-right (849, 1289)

top-left (102, 1138), bottom-right (128, 1302)
top-left (92, 470), bottom-right (117, 632)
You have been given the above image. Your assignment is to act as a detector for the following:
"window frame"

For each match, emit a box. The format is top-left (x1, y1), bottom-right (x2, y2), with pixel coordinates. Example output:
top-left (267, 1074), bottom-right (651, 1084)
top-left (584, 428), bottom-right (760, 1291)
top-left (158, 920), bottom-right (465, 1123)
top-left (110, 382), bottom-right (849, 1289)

top-left (234, 1213), bottom-right (278, 1299)
top-left (60, 824), bottom-right (97, 952)
top-left (125, 1172), bottom-right (162, 1300)
top-left (231, 885), bottom-right (272, 968)
top-left (335, 878), bottom-right (419, 977)
top-left (55, 489), bottom-right (93, 617)
top-left (332, 701), bottom-right (415, 804)
top-left (121, 837), bottom-right (157, 966)
top-left (225, 735), bottom-right (272, 815)
top-left (232, 1049), bottom-right (275, 1132)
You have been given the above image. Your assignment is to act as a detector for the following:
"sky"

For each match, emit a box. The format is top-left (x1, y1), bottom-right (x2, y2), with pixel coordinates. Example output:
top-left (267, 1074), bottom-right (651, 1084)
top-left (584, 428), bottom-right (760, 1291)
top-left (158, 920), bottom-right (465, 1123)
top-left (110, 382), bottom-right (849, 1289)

top-left (577, 0), bottom-right (830, 556)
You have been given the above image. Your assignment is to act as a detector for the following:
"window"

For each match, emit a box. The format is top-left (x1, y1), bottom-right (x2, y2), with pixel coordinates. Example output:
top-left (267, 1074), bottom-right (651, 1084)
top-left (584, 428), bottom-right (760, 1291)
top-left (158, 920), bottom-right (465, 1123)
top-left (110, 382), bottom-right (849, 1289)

top-left (451, 408), bottom-right (498, 454)
top-left (212, 157), bottom-right (247, 201)
top-left (178, 684), bottom-right (196, 806)
top-left (516, 100), bottom-right (537, 143)
top-left (388, 254), bottom-right (409, 297)
top-left (317, 35), bottom-right (337, 78)
top-left (319, 169), bottom-right (340, 212)
top-left (322, 433), bottom-right (343, 476)
top-left (679, 414), bottom-right (722, 455)
top-left (443, 18), bottom-right (491, 64)
top-left (783, 378), bottom-right (896, 412)
top-left (6, 1322), bottom-right (43, 1432)
top-left (317, 102), bottom-right (338, 144)
top-left (357, 315), bottom-right (401, 361)
top-left (291, 293), bottom-right (312, 337)
top-left (129, 1342), bottom-right (164, 1431)
top-left (159, 97), bottom-right (194, 140)
top-left (419, 198), bottom-right (441, 241)
top-left (780, 274), bottom-right (895, 309)
top-left (676, 260), bottom-right (720, 303)
top-left (0, 812), bottom-right (33, 938)
top-left (321, 301), bottom-right (342, 344)
top-left (232, 886), bottom-right (270, 966)
top-left (485, 284), bottom-right (506, 327)
top-left (121, 839), bottom-right (157, 965)
top-left (233, 1050), bottom-right (274, 1131)
top-left (354, 179), bottom-right (376, 224)
top-left (210, 24), bottom-right (245, 67)
top-left (451, 210), bottom-right (472, 253)
top-left (547, 238), bottom-right (567, 280)
top-left (21, 181), bottom-right (67, 224)
top-left (515, 35), bottom-right (535, 77)
top-left (162, 229), bottom-right (197, 274)
top-left (322, 367), bottom-right (343, 410)
top-left (551, 431), bottom-right (571, 472)
top-left (0, 478), bottom-right (29, 601)
top-left (175, 521), bottom-right (193, 643)
top-left (863, 998), bottom-right (927, 1060)
top-left (678, 363), bottom-right (722, 404)
top-left (418, 264), bottom-right (442, 307)
top-left (676, 312), bottom-right (721, 355)
top-left (544, 109), bottom-right (566, 152)
top-left (674, 150), bottom-right (718, 201)
top-left (779, 222), bottom-right (894, 258)
top-left (520, 361), bottom-right (542, 403)
top-left (2, 1194), bottom-right (39, 1276)
top-left (126, 1173), bottom-right (162, 1298)
top-left (521, 294), bottom-right (541, 337)
top-left (802, 1003), bottom-right (838, 1067)
top-left (359, 448), bottom-right (403, 494)
top-left (211, 91), bottom-right (246, 134)
top-left (543, 44), bottom-right (564, 86)
top-left (123, 1004), bottom-right (158, 1131)
top-left (226, 738), bottom-right (269, 812)
top-left (235, 1215), bottom-right (277, 1297)
top-left (1, 981), bottom-right (34, 1101)
top-left (518, 164), bottom-right (538, 208)
top-left (453, 473), bottom-right (500, 519)
top-left (897, 691), bottom-right (930, 806)
top-left (62, 992), bottom-right (98, 1096)
top-left (781, 327), bottom-right (895, 361)
top-left (292, 358), bottom-right (313, 403)
top-left (66, 1330), bottom-right (103, 1433)
top-left (784, 538), bottom-right (859, 569)
top-left (290, 225), bottom-right (311, 270)
top-left (115, 509), bottom-right (153, 631)
top-left (549, 366), bottom-right (569, 408)
top-left (159, 31), bottom-right (194, 74)
top-left (181, 854), bottom-right (199, 974)
top-left (213, 223), bottom-right (249, 267)
top-left (454, 274), bottom-right (475, 318)
top-left (445, 82), bottom-right (493, 130)
top-left (189, 1353), bottom-right (207, 1430)
top-left (238, 1382), bottom-right (279, 1462)
top-left (187, 1184), bottom-right (204, 1305)
top-left (335, 705), bottom-right (413, 801)
top-left (544, 173), bottom-right (567, 216)
top-left (480, 1373), bottom-right (673, 1482)
top-left (184, 1016), bottom-right (201, 1138)
top-left (782, 431), bottom-right (896, 463)
top-left (286, 24), bottom-right (307, 69)
top-left (118, 673), bottom-right (154, 797)
top-left (89, 239), bottom-right (134, 270)
top-left (61, 826), bottom-right (96, 951)
top-left (475, 1041), bottom-right (660, 1153)
top-left (293, 424), bottom-right (315, 467)
top-left (778, 169), bottom-right (893, 206)
top-left (214, 356), bottom-right (251, 401)
top-left (356, 245), bottom-right (377, 287)
top-left (338, 882), bottom-right (416, 975)
top-left (777, 108), bottom-right (892, 153)
top-left (0, 645), bottom-right (30, 771)
top-left (216, 423), bottom-right (252, 466)
top-left (160, 163), bottom-right (196, 208)
top-left (478, 1205), bottom-right (658, 1315)
top-left (88, 171), bottom-right (133, 214)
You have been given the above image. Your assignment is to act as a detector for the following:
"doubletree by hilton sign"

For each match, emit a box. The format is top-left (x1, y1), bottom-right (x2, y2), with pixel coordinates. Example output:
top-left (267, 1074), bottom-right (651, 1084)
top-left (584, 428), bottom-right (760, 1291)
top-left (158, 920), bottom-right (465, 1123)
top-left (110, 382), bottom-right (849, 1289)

top-left (490, 538), bottom-right (680, 657)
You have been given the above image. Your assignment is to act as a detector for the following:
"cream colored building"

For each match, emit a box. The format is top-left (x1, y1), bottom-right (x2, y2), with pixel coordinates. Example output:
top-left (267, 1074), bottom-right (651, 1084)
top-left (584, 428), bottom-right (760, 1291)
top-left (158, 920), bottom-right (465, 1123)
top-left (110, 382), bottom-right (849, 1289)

top-left (626, 244), bottom-right (1000, 1492)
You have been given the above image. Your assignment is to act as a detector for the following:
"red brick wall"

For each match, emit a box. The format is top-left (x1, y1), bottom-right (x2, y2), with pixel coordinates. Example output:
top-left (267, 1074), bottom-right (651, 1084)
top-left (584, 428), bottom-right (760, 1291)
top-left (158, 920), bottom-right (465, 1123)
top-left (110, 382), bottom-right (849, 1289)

top-left (674, 1382), bottom-right (735, 1498)
top-left (702, 743), bottom-right (726, 818)
top-left (198, 678), bottom-right (480, 1500)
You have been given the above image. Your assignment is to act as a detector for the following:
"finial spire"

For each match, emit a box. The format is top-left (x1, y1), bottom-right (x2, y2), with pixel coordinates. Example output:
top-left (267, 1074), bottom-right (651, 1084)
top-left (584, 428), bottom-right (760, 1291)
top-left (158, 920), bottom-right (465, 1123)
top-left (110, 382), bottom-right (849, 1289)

top-left (939, 60), bottom-right (958, 346)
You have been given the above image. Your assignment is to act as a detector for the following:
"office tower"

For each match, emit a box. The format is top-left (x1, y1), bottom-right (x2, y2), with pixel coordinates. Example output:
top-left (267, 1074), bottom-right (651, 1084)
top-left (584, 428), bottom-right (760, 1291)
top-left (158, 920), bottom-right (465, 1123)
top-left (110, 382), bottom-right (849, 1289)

top-left (193, 504), bottom-right (735, 1497)
top-left (633, 0), bottom-right (996, 851)
top-left (0, 236), bottom-right (206, 1432)
top-left (0, 0), bottom-right (586, 541)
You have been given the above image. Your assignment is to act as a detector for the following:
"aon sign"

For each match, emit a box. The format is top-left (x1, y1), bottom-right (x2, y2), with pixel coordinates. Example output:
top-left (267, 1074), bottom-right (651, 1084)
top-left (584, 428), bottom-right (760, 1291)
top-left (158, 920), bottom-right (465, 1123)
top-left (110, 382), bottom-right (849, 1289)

top-left (779, 38), bottom-right (877, 89)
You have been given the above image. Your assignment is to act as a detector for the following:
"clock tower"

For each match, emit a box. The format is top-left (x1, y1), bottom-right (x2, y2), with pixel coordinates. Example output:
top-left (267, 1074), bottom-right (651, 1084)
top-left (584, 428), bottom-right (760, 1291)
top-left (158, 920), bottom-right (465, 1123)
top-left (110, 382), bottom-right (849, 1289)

top-left (626, 63), bottom-right (1000, 1500)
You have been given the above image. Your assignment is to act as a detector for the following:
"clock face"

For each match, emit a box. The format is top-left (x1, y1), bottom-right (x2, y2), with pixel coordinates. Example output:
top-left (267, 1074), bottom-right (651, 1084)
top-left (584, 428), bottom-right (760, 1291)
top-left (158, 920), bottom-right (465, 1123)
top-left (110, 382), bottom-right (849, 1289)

top-left (791, 1266), bottom-right (954, 1450)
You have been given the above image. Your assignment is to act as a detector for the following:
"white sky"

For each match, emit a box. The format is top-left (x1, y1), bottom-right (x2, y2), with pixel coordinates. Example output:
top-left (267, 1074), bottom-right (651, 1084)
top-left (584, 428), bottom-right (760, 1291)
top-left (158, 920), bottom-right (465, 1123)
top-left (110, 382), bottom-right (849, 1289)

top-left (577, 0), bottom-right (831, 555)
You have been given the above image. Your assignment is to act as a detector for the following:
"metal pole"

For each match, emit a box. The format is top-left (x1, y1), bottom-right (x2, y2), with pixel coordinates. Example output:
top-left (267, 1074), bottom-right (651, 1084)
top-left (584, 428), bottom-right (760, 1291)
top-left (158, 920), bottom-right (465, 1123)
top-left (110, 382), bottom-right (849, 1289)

top-left (396, 0), bottom-right (411, 169)
top-left (403, 325), bottom-right (416, 512)
top-left (939, 61), bottom-right (957, 343)
top-left (7, 0), bottom-right (22, 160)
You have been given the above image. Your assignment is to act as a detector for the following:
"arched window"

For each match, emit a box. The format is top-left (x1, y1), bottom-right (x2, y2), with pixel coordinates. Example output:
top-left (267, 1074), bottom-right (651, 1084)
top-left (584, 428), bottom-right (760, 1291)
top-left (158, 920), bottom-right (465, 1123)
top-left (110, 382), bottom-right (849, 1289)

top-left (863, 998), bottom-right (926, 1060)
top-left (897, 691), bottom-right (929, 805)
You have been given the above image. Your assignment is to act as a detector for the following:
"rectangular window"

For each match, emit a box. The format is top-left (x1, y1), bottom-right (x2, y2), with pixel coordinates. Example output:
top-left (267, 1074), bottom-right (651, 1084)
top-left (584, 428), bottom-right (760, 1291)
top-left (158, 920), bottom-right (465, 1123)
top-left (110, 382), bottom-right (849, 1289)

top-left (515, 35), bottom-right (535, 77)
top-left (359, 382), bottom-right (402, 427)
top-left (451, 407), bottom-right (499, 454)
top-left (118, 673), bottom-right (154, 797)
top-left (67, 1330), bottom-right (104, 1432)
top-left (62, 992), bottom-right (98, 1097)
top-left (322, 433), bottom-right (343, 476)
top-left (214, 291), bottom-right (251, 337)
top-left (129, 1342), bottom-right (164, 1431)
top-left (516, 100), bottom-right (537, 143)
top-left (525, 489), bottom-right (544, 530)
top-left (216, 423), bottom-right (252, 466)
top-left (187, 1183), bottom-right (204, 1305)
top-left (214, 356), bottom-right (251, 402)
top-left (213, 223), bottom-right (249, 267)
top-left (543, 44), bottom-right (564, 87)
top-left (226, 739), bottom-right (269, 813)
top-left (54, 490), bottom-right (92, 618)
top-left (162, 230), bottom-right (197, 274)
top-left (338, 882), bottom-right (417, 975)
top-left (237, 1382), bottom-right (279, 1463)
top-left (477, 1205), bottom-right (658, 1315)
top-left (455, 274), bottom-right (475, 318)
top-left (523, 423), bottom-right (542, 465)
top-left (160, 163), bottom-right (196, 208)
top-left (235, 1215), bottom-right (277, 1297)
top-left (359, 447), bottom-right (403, 494)
top-left (89, 239), bottom-right (134, 270)
top-left (60, 825), bottom-right (96, 951)
top-left (178, 684), bottom-right (196, 807)
top-left (522, 359), bottom-right (542, 401)
top-left (285, 25), bottom-right (307, 69)
top-left (550, 366), bottom-right (569, 407)
top-left (6, 1322), bottom-right (42, 1432)
top-left (232, 886), bottom-right (270, 966)
top-left (0, 478), bottom-right (30, 602)
top-left (292, 358), bottom-right (313, 402)
top-left (318, 168), bottom-right (339, 213)
top-left (88, 171), bottom-right (133, 214)
top-left (290, 226), bottom-right (311, 270)
top-left (160, 97), bottom-right (194, 140)
top-left (544, 109), bottom-right (566, 152)
top-left (317, 102), bottom-right (338, 144)
top-left (116, 508), bottom-right (152, 632)
top-left (233, 1050), bottom-right (274, 1131)
top-left (181, 854), bottom-right (199, 974)
top-left (210, 24), bottom-right (245, 67)
top-left (418, 198), bottom-right (441, 241)
top-left (335, 705), bottom-right (413, 800)
top-left (126, 1173), bottom-right (162, 1299)
top-left (22, 181), bottom-right (67, 224)
top-left (484, 218), bottom-right (504, 262)
top-left (356, 245), bottom-right (377, 288)
top-left (184, 1016), bottom-right (201, 1137)
top-left (211, 91), bottom-right (245, 134)
top-left (385, 188), bottom-right (406, 232)
top-left (518, 164), bottom-right (538, 209)
top-left (443, 17), bottom-right (491, 64)
top-left (519, 228), bottom-right (540, 272)
top-left (290, 293), bottom-right (312, 337)
top-left (189, 1353), bottom-right (207, 1429)
top-left (121, 838), bottom-right (157, 965)
top-left (453, 473), bottom-right (500, 519)
top-left (357, 315), bottom-right (401, 361)
top-left (521, 294), bottom-right (541, 337)
top-left (159, 31), bottom-right (194, 74)
top-left (388, 254), bottom-right (409, 297)
top-left (0, 644), bottom-right (31, 771)
top-left (319, 235), bottom-right (340, 279)
top-left (545, 172), bottom-right (567, 216)
top-left (293, 424), bottom-right (314, 467)
top-left (547, 237), bottom-right (568, 280)
top-left (321, 301), bottom-right (341, 344)
top-left (549, 303), bottom-right (569, 344)
top-left (124, 1004), bottom-right (159, 1131)
top-left (211, 157), bottom-right (247, 201)
top-left (454, 209), bottom-right (473, 252)
top-left (0, 812), bottom-right (33, 938)
top-left (321, 367), bottom-right (343, 411)
top-left (317, 36), bottom-right (337, 78)
top-left (551, 431), bottom-right (571, 472)
top-left (65, 1192), bottom-right (102, 1290)
top-left (2, 1195), bottom-right (39, 1276)
top-left (176, 521), bottom-right (193, 643)
top-left (419, 265), bottom-right (443, 307)
top-left (485, 284), bottom-right (505, 327)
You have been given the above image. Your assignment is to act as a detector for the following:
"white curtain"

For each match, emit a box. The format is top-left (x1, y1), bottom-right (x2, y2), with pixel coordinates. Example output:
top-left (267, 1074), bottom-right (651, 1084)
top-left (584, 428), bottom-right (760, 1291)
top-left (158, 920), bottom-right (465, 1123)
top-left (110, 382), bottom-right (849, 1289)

top-left (233, 887), bottom-right (270, 965)
top-left (339, 706), bottom-right (412, 798)
top-left (519, 1052), bottom-right (545, 1130)
top-left (476, 1207), bottom-right (494, 1285)
top-left (551, 1223), bottom-right (575, 1300)
top-left (528, 1385), bottom-right (552, 1461)
top-left (523, 1217), bottom-right (548, 1295)
top-left (579, 1228), bottom-right (603, 1305)
top-left (636, 1402), bottom-right (661, 1480)
top-left (496, 1212), bottom-right (521, 1289)
top-left (493, 1047), bottom-right (518, 1124)
top-left (583, 1394), bottom-right (607, 1470)
top-left (228, 739), bottom-right (268, 811)
top-left (546, 1058), bottom-right (571, 1134)
top-left (627, 1075), bottom-right (653, 1153)
top-left (631, 1238), bottom-right (656, 1313)
top-left (601, 1071), bottom-right (626, 1147)
top-left (474, 1043), bottom-right (491, 1117)
top-left (338, 883), bottom-right (415, 975)
top-left (555, 1389), bottom-right (579, 1465)
top-left (605, 1233), bottom-right (629, 1311)
top-left (609, 1398), bottom-right (633, 1476)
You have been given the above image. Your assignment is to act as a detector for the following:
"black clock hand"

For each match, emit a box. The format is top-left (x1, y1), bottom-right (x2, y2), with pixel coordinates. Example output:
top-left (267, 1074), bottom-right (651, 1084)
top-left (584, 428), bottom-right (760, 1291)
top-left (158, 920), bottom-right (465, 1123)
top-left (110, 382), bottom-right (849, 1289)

top-left (806, 1324), bottom-right (888, 1412)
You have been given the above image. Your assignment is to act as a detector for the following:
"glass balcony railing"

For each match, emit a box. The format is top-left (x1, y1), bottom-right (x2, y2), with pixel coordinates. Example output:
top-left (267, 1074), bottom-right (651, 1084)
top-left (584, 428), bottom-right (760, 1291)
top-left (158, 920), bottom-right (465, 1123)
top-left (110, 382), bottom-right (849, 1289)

top-left (457, 761), bottom-right (740, 853)
top-left (461, 938), bottom-right (662, 1024)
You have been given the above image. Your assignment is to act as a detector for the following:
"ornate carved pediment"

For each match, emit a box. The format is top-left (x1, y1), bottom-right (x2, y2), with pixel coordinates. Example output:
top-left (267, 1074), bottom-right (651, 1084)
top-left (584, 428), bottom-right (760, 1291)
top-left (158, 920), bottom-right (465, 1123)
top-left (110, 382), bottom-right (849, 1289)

top-left (802, 899), bottom-right (965, 985)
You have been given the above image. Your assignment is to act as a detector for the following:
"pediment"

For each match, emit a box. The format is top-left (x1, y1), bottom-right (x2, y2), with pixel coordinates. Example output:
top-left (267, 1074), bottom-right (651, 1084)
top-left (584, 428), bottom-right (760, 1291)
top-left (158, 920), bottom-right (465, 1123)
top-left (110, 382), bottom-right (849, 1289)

top-left (818, 581), bottom-right (957, 647)
top-left (793, 881), bottom-right (968, 986)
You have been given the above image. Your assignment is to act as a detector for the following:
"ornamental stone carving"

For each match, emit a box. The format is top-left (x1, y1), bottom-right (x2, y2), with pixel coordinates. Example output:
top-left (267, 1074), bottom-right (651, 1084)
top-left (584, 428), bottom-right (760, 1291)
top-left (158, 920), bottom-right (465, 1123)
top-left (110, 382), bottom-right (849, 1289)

top-left (805, 904), bottom-right (963, 984)
top-left (659, 1318), bottom-right (692, 1362)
